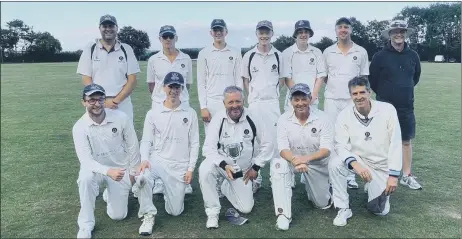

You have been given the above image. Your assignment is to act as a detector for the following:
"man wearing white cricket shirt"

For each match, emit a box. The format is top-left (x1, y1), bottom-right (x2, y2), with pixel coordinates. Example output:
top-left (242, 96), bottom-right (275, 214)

top-left (199, 86), bottom-right (273, 229)
top-left (133, 72), bottom-right (200, 235)
top-left (282, 20), bottom-right (326, 112)
top-left (197, 19), bottom-right (243, 130)
top-left (329, 76), bottom-right (402, 227)
top-left (271, 83), bottom-right (333, 231)
top-left (77, 14), bottom-right (140, 121)
top-left (323, 17), bottom-right (369, 189)
top-left (72, 84), bottom-right (140, 239)
top-left (241, 20), bottom-right (284, 191)
top-left (147, 25), bottom-right (194, 194)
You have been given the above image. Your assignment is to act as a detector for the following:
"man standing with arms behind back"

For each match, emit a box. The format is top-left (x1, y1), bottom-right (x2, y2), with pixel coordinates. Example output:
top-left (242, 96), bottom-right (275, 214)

top-left (323, 17), bottom-right (369, 189)
top-left (369, 20), bottom-right (422, 190)
top-left (77, 14), bottom-right (140, 121)
top-left (197, 19), bottom-right (243, 131)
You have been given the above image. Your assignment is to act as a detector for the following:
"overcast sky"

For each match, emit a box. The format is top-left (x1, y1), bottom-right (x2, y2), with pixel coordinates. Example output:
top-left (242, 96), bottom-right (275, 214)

top-left (1, 1), bottom-right (434, 51)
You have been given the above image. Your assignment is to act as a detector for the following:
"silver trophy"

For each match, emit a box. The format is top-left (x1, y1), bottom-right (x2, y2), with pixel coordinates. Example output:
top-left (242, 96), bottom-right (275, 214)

top-left (223, 142), bottom-right (244, 178)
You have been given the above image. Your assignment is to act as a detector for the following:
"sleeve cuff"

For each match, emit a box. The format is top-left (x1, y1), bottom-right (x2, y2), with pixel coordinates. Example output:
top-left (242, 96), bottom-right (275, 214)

top-left (251, 164), bottom-right (261, 172)
top-left (98, 166), bottom-right (110, 176)
top-left (389, 169), bottom-right (401, 178)
top-left (344, 157), bottom-right (357, 170)
top-left (219, 160), bottom-right (228, 170)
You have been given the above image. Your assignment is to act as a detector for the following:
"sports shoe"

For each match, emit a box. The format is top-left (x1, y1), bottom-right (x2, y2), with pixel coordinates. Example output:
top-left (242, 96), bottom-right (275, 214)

top-left (102, 189), bottom-right (108, 203)
top-left (400, 174), bottom-right (422, 190)
top-left (333, 208), bottom-right (353, 227)
top-left (77, 228), bottom-right (92, 239)
top-left (374, 196), bottom-right (390, 216)
top-left (132, 173), bottom-right (147, 198)
top-left (206, 215), bottom-right (219, 229)
top-left (139, 214), bottom-right (155, 235)
top-left (347, 177), bottom-right (359, 189)
top-left (275, 215), bottom-right (291, 231)
top-left (364, 182), bottom-right (369, 194)
top-left (152, 180), bottom-right (164, 195)
top-left (185, 184), bottom-right (193, 194)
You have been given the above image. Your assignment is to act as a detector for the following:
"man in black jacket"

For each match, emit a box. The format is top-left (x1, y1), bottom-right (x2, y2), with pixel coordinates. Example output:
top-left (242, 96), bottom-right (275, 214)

top-left (369, 20), bottom-right (422, 190)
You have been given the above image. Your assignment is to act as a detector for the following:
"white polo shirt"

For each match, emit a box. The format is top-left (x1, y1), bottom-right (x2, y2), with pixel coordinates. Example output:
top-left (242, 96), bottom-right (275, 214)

top-left (197, 44), bottom-right (243, 109)
top-left (241, 45), bottom-right (282, 104)
top-left (146, 50), bottom-right (193, 103)
top-left (77, 40), bottom-right (140, 97)
top-left (282, 43), bottom-right (327, 91)
top-left (72, 110), bottom-right (140, 176)
top-left (202, 108), bottom-right (273, 170)
top-left (277, 108), bottom-right (334, 164)
top-left (323, 42), bottom-right (369, 100)
top-left (335, 100), bottom-right (402, 176)
top-left (139, 102), bottom-right (199, 172)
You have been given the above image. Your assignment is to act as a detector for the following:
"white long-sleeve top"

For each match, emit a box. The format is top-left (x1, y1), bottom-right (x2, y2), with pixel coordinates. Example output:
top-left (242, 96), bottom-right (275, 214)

top-left (72, 110), bottom-right (140, 175)
top-left (197, 44), bottom-right (243, 109)
top-left (202, 108), bottom-right (273, 170)
top-left (139, 102), bottom-right (200, 172)
top-left (334, 100), bottom-right (402, 176)
top-left (277, 108), bottom-right (334, 164)
top-left (146, 51), bottom-right (193, 103)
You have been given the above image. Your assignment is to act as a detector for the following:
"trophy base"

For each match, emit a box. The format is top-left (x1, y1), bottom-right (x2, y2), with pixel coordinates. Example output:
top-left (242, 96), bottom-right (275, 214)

top-left (232, 171), bottom-right (243, 179)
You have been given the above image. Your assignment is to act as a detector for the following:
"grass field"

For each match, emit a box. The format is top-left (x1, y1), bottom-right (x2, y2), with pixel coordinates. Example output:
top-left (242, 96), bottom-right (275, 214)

top-left (1, 61), bottom-right (461, 238)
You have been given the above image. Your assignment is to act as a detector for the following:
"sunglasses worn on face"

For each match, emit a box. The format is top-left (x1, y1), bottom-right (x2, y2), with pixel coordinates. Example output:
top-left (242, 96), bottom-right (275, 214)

top-left (162, 35), bottom-right (175, 40)
top-left (85, 97), bottom-right (105, 105)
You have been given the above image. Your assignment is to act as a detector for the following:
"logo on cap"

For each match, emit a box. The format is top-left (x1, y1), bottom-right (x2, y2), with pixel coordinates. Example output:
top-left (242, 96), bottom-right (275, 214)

top-left (171, 72), bottom-right (180, 81)
top-left (298, 21), bottom-right (304, 26)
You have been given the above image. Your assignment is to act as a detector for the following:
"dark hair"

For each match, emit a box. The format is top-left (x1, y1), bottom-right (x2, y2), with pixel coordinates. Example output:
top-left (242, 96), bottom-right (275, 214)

top-left (348, 76), bottom-right (371, 93)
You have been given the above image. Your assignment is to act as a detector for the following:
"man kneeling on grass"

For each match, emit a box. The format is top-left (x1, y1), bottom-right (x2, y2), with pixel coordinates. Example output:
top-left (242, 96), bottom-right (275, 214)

top-left (133, 72), bottom-right (200, 235)
top-left (72, 84), bottom-right (141, 239)
top-left (329, 76), bottom-right (402, 226)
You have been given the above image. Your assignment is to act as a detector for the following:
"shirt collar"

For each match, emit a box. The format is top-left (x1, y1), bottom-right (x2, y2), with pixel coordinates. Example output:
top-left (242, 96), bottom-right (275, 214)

top-left (224, 108), bottom-right (249, 124)
top-left (96, 39), bottom-right (121, 51)
top-left (287, 107), bottom-right (319, 125)
top-left (156, 49), bottom-right (189, 60)
top-left (83, 110), bottom-right (115, 126)
top-left (353, 100), bottom-right (379, 119)
top-left (329, 41), bottom-right (360, 54)
top-left (211, 43), bottom-right (230, 52)
top-left (253, 44), bottom-right (277, 56)
top-left (159, 101), bottom-right (189, 113)
top-left (291, 43), bottom-right (313, 53)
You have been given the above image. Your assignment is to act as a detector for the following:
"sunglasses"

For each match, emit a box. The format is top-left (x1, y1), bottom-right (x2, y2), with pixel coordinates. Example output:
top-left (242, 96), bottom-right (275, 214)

top-left (162, 34), bottom-right (175, 40)
top-left (85, 97), bottom-right (105, 105)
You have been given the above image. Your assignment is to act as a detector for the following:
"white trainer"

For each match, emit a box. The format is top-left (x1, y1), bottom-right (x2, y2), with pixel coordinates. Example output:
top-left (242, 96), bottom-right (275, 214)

top-left (276, 215), bottom-right (291, 231)
top-left (400, 174), bottom-right (422, 190)
top-left (77, 228), bottom-right (92, 239)
top-left (364, 182), bottom-right (369, 194)
top-left (185, 184), bottom-right (193, 194)
top-left (206, 215), bottom-right (219, 229)
top-left (152, 180), bottom-right (164, 195)
top-left (333, 208), bottom-right (353, 227)
top-left (139, 214), bottom-right (155, 235)
top-left (102, 189), bottom-right (108, 203)
top-left (374, 196), bottom-right (390, 216)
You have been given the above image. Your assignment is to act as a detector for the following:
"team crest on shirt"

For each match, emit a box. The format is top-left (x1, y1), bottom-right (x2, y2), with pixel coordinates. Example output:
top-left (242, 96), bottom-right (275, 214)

top-left (278, 208), bottom-right (283, 213)
top-left (111, 127), bottom-right (119, 137)
top-left (309, 58), bottom-right (315, 65)
top-left (183, 117), bottom-right (188, 124)
top-left (271, 64), bottom-right (277, 72)
top-left (243, 129), bottom-right (251, 138)
top-left (353, 56), bottom-right (358, 61)
top-left (251, 66), bottom-right (259, 73)
top-left (229, 56), bottom-right (233, 60)
top-left (364, 132), bottom-right (372, 141)
top-left (311, 127), bottom-right (319, 136)
top-left (119, 56), bottom-right (124, 61)
top-left (275, 163), bottom-right (280, 169)
top-left (181, 64), bottom-right (185, 68)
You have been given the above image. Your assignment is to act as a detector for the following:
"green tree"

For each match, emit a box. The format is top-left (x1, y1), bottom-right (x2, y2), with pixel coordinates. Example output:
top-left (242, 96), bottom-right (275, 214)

top-left (366, 20), bottom-right (390, 53)
top-left (272, 35), bottom-right (295, 52)
top-left (117, 26), bottom-right (151, 59)
top-left (311, 36), bottom-right (335, 52)
top-left (26, 31), bottom-right (62, 55)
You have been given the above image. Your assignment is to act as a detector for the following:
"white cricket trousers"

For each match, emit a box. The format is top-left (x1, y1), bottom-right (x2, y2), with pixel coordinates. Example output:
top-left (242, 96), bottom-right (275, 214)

top-left (137, 157), bottom-right (189, 217)
top-left (77, 169), bottom-right (131, 231)
top-left (107, 96), bottom-right (134, 121)
top-left (270, 158), bottom-right (331, 219)
top-left (323, 98), bottom-right (353, 121)
top-left (199, 159), bottom-right (254, 217)
top-left (329, 153), bottom-right (391, 215)
top-left (203, 98), bottom-right (225, 132)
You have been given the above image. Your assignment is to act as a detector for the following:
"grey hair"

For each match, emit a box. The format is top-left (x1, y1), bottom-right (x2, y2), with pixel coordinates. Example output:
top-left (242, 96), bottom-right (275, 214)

top-left (348, 76), bottom-right (371, 93)
top-left (223, 85), bottom-right (244, 99)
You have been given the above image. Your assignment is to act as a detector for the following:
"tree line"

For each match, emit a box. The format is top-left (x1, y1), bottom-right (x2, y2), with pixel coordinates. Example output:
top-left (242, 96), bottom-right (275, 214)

top-left (1, 3), bottom-right (459, 63)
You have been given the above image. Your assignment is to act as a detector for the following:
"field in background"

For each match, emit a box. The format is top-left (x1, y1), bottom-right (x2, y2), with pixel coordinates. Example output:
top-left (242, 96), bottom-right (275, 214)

top-left (1, 62), bottom-right (461, 238)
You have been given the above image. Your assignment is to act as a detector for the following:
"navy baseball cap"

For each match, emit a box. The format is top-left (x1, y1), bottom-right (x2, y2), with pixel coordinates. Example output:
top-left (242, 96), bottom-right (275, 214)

top-left (256, 20), bottom-right (273, 31)
top-left (290, 83), bottom-right (312, 96)
top-left (159, 25), bottom-right (176, 36)
top-left (83, 84), bottom-right (106, 96)
top-left (335, 17), bottom-right (352, 26)
top-left (163, 72), bottom-right (185, 86)
top-left (99, 14), bottom-right (117, 26)
top-left (293, 20), bottom-right (314, 38)
top-left (211, 19), bottom-right (227, 29)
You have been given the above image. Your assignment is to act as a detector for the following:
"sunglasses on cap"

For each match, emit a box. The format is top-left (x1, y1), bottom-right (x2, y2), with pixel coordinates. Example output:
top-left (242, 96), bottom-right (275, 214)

top-left (162, 34), bottom-right (175, 40)
top-left (391, 22), bottom-right (407, 28)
